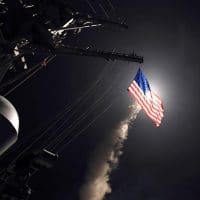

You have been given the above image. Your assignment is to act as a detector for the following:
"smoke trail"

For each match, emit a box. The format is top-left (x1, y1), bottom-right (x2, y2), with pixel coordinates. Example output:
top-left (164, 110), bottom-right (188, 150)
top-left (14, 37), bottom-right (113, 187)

top-left (79, 102), bottom-right (141, 200)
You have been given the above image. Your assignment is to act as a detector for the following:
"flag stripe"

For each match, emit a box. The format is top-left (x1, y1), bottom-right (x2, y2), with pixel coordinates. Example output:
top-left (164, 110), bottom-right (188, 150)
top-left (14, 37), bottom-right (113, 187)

top-left (131, 82), bottom-right (163, 120)
top-left (133, 81), bottom-right (163, 115)
top-left (129, 85), bottom-right (161, 122)
top-left (128, 81), bottom-right (163, 126)
top-left (146, 98), bottom-right (164, 118)
top-left (128, 68), bottom-right (164, 127)
top-left (128, 87), bottom-right (161, 126)
top-left (152, 90), bottom-right (163, 103)
top-left (145, 96), bottom-right (163, 115)
top-left (128, 85), bottom-right (162, 125)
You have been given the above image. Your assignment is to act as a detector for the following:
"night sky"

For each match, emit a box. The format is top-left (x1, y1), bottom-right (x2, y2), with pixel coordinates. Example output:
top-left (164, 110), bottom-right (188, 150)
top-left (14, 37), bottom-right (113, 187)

top-left (7, 0), bottom-right (200, 199)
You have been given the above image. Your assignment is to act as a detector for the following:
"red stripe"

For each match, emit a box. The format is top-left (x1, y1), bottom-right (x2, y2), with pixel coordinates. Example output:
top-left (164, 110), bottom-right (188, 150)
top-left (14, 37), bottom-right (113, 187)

top-left (131, 83), bottom-right (163, 121)
top-left (152, 90), bottom-right (163, 101)
top-left (130, 88), bottom-right (162, 125)
top-left (128, 86), bottom-right (161, 125)
top-left (132, 82), bottom-right (164, 115)
top-left (145, 97), bottom-right (163, 115)
top-left (128, 81), bottom-right (164, 126)
top-left (145, 98), bottom-right (164, 118)
top-left (152, 91), bottom-right (163, 105)
top-left (128, 88), bottom-right (161, 126)
top-left (148, 93), bottom-right (163, 110)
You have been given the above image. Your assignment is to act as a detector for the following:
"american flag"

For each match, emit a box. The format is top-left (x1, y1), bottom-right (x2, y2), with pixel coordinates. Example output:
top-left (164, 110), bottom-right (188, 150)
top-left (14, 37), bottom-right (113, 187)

top-left (127, 68), bottom-right (164, 127)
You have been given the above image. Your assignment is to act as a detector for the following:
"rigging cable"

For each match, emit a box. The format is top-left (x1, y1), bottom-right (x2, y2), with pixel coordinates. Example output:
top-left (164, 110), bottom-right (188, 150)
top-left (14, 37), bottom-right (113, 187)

top-left (56, 100), bottom-right (116, 153)
top-left (51, 63), bottom-right (127, 152)
top-left (3, 56), bottom-right (56, 96)
top-left (0, 56), bottom-right (51, 90)
top-left (32, 61), bottom-right (116, 150)
top-left (7, 62), bottom-right (114, 163)
top-left (106, 0), bottom-right (115, 11)
top-left (20, 61), bottom-right (111, 150)
top-left (96, 0), bottom-right (109, 18)
top-left (45, 85), bottom-right (113, 150)
top-left (85, 0), bottom-right (97, 13)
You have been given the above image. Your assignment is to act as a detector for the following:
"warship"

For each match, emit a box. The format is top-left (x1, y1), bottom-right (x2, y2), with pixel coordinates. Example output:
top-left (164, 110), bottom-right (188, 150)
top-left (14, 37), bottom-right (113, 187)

top-left (0, 0), bottom-right (143, 199)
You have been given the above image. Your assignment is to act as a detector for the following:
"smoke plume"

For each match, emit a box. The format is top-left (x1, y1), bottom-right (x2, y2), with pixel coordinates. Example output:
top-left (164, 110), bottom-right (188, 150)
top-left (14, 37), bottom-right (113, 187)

top-left (79, 102), bottom-right (141, 200)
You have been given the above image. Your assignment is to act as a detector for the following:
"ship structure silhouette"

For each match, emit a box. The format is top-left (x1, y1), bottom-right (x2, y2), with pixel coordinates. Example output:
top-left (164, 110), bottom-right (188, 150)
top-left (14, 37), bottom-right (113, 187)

top-left (0, 0), bottom-right (143, 199)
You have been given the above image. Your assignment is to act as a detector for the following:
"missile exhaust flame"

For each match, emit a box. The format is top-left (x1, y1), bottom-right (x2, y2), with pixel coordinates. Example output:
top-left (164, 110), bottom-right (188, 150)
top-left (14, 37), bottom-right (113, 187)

top-left (79, 102), bottom-right (141, 200)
